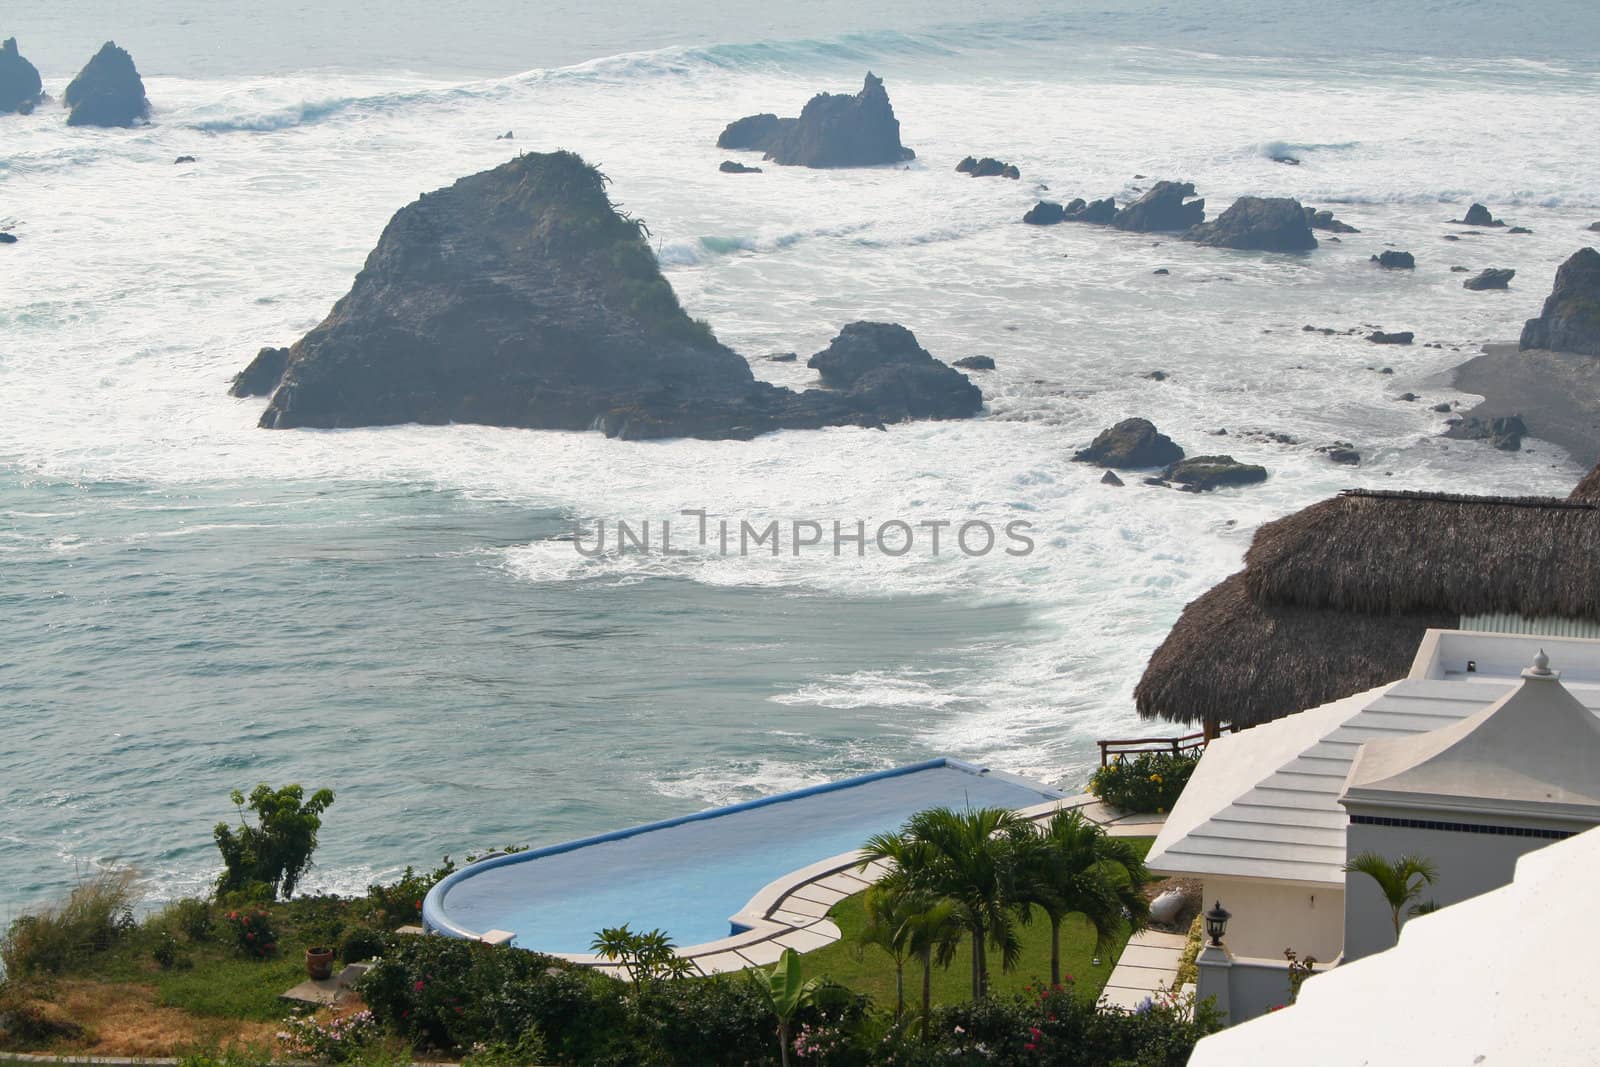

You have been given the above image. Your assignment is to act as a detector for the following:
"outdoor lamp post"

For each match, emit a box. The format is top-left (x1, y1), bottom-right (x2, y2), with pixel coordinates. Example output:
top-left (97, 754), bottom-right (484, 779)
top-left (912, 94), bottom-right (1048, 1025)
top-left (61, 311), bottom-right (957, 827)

top-left (1204, 900), bottom-right (1232, 947)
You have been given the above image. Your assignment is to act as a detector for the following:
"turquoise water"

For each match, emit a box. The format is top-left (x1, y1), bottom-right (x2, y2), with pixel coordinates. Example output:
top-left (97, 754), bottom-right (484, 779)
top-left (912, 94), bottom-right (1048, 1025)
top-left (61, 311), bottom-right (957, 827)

top-left (427, 761), bottom-right (1064, 952)
top-left (3, 1), bottom-right (1598, 913)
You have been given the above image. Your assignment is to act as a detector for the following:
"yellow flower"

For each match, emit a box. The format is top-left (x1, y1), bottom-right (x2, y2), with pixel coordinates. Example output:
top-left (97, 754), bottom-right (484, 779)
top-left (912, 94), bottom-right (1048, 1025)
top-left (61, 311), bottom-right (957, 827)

top-left (1156, 807), bottom-right (1165, 814)
top-left (1149, 774), bottom-right (1163, 783)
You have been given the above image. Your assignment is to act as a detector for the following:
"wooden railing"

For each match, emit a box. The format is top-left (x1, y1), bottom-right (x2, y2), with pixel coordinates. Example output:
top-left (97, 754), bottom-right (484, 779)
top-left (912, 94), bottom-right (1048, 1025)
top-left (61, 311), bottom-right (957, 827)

top-left (1097, 729), bottom-right (1223, 767)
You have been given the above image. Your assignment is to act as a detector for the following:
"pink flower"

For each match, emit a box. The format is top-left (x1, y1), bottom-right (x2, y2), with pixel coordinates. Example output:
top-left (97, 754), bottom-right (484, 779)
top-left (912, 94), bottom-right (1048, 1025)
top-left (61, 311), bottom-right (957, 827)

top-left (414, 980), bottom-right (425, 991)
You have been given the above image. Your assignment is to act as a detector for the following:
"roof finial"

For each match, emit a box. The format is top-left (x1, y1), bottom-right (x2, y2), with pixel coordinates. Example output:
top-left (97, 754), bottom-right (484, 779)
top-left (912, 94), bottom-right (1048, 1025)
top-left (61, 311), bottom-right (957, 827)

top-left (1530, 649), bottom-right (1552, 676)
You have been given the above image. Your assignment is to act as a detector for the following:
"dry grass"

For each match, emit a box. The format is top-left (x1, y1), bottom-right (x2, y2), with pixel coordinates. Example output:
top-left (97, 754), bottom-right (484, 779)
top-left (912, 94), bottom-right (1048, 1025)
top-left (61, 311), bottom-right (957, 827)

top-left (10, 979), bottom-right (278, 1057)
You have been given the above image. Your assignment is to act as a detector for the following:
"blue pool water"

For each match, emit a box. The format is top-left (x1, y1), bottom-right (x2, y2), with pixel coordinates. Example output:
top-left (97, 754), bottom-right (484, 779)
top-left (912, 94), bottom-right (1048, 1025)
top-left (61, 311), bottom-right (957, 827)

top-left (423, 759), bottom-right (1065, 952)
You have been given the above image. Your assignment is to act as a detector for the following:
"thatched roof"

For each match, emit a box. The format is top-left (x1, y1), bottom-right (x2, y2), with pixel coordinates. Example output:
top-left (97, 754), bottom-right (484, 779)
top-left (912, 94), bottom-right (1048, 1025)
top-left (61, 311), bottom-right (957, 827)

top-left (1570, 464), bottom-right (1600, 503)
top-left (1136, 487), bottom-right (1600, 729)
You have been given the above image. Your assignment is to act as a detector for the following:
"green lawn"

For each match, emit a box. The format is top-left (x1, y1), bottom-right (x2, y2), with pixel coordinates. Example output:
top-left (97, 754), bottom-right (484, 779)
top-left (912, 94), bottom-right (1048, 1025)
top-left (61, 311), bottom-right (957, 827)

top-left (800, 837), bottom-right (1157, 1010)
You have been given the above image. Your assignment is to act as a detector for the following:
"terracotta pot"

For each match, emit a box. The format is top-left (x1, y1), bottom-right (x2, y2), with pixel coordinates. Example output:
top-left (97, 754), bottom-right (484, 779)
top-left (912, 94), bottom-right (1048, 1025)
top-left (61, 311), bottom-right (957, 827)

top-left (306, 946), bottom-right (335, 981)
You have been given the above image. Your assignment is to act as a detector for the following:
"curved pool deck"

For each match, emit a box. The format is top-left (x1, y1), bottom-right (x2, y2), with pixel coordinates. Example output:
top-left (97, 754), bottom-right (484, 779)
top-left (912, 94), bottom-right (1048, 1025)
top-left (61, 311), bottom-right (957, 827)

top-left (423, 758), bottom-right (1084, 974)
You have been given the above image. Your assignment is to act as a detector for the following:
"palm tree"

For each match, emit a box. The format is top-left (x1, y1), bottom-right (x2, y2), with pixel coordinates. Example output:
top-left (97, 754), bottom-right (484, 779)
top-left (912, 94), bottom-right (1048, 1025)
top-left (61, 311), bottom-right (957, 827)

top-left (856, 884), bottom-right (915, 1019)
top-left (748, 948), bottom-right (822, 1067)
top-left (905, 897), bottom-right (962, 1038)
top-left (1014, 809), bottom-right (1154, 986)
top-left (860, 806), bottom-right (1032, 999)
top-left (1343, 851), bottom-right (1439, 937)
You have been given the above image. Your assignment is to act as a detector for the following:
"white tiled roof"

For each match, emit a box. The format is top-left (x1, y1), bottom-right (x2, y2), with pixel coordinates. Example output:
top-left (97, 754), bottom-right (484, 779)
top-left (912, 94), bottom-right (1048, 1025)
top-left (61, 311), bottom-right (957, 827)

top-left (1188, 824), bottom-right (1600, 1066)
top-left (1146, 675), bottom-right (1600, 885)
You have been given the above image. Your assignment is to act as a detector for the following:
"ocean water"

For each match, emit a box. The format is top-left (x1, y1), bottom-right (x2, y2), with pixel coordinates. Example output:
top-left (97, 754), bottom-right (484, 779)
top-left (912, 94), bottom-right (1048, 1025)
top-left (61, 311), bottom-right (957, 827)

top-left (3, 0), bottom-right (1599, 913)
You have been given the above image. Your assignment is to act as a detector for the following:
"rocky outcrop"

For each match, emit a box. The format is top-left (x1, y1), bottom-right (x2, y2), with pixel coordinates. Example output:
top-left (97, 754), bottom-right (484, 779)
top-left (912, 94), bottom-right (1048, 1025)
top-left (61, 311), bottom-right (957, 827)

top-left (234, 152), bottom-right (980, 439)
top-left (1367, 331), bottom-right (1414, 345)
top-left (1453, 203), bottom-right (1505, 227)
top-left (229, 347), bottom-right (290, 397)
top-left (1023, 201), bottom-right (1066, 226)
top-left (956, 156), bottom-right (1019, 179)
top-left (1304, 207), bottom-right (1359, 233)
top-left (1519, 248), bottom-right (1600, 355)
top-left (0, 38), bottom-right (43, 114)
top-left (1073, 418), bottom-right (1184, 469)
top-left (719, 160), bottom-right (762, 174)
top-left (64, 42), bottom-right (149, 127)
top-left (1182, 196), bottom-right (1317, 252)
top-left (0, 231), bottom-right (17, 244)
top-left (1100, 470), bottom-right (1125, 486)
top-left (1589, 222), bottom-right (1600, 233)
top-left (1463, 268), bottom-right (1515, 291)
top-left (1445, 414), bottom-right (1525, 451)
top-left (1372, 251), bottom-right (1415, 269)
top-left (1113, 181), bottom-right (1204, 232)
top-left (174, 155), bottom-right (197, 164)
top-left (1022, 196), bottom-right (1116, 226)
top-left (715, 73), bottom-right (914, 168)
top-left (953, 355), bottom-right (995, 370)
top-left (1161, 454), bottom-right (1268, 491)
top-left (1318, 442), bottom-right (1361, 465)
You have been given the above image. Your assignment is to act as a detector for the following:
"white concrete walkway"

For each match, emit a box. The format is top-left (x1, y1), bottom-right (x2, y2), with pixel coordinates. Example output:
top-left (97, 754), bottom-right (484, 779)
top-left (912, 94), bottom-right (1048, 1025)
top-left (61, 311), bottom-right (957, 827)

top-left (1098, 928), bottom-right (1188, 1009)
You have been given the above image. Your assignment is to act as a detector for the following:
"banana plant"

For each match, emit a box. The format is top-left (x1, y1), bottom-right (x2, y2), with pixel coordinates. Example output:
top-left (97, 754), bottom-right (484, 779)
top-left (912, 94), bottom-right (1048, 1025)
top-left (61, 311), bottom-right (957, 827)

top-left (748, 948), bottom-right (823, 1067)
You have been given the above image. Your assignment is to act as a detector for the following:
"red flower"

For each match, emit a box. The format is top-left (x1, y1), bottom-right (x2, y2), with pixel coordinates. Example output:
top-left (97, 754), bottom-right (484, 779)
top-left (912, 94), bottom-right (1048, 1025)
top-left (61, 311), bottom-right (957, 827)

top-left (414, 980), bottom-right (425, 991)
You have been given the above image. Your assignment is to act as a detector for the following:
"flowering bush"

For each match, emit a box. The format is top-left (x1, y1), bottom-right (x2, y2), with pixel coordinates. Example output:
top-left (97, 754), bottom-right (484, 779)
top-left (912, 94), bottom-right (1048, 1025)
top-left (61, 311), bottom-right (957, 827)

top-left (277, 1009), bottom-right (382, 1063)
top-left (1088, 753), bottom-right (1198, 814)
top-left (221, 906), bottom-right (278, 959)
top-left (362, 860), bottom-right (454, 930)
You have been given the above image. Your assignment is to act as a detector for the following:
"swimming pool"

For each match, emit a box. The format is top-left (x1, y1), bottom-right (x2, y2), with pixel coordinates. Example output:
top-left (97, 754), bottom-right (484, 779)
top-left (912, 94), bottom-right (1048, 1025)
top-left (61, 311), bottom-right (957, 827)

top-left (422, 758), bottom-right (1065, 954)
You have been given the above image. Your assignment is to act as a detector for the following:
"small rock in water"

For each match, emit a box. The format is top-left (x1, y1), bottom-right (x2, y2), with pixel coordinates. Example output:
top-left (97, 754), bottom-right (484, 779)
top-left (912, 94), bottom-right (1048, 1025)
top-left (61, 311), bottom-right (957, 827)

top-left (1432, 402), bottom-right (1453, 413)
top-left (496, 130), bottom-right (514, 139)
top-left (1453, 202), bottom-right (1504, 227)
top-left (955, 155), bottom-right (1020, 179)
top-left (0, 231), bottom-right (17, 244)
top-left (1270, 154), bottom-right (1301, 165)
top-left (1368, 331), bottom-right (1415, 345)
top-left (1396, 392), bottom-right (1419, 402)
top-left (1445, 414), bottom-right (1526, 451)
top-left (1152, 268), bottom-right (1169, 275)
top-left (1450, 265), bottom-right (1470, 272)
top-left (1589, 222), bottom-right (1600, 232)
top-left (1318, 442), bottom-right (1361, 465)
top-left (1100, 470), bottom-right (1125, 487)
top-left (173, 154), bottom-right (196, 164)
top-left (1508, 226), bottom-right (1533, 234)
top-left (953, 355), bottom-right (995, 370)
top-left (1144, 370), bottom-right (1168, 381)
top-left (719, 160), bottom-right (762, 174)
top-left (1463, 268), bottom-right (1514, 291)
top-left (1160, 454), bottom-right (1268, 491)
top-left (1371, 250), bottom-right (1415, 269)
top-left (1442, 234), bottom-right (1461, 241)
top-left (1379, 366), bottom-right (1395, 374)
top-left (1074, 417), bottom-right (1185, 469)
top-left (766, 352), bottom-right (798, 362)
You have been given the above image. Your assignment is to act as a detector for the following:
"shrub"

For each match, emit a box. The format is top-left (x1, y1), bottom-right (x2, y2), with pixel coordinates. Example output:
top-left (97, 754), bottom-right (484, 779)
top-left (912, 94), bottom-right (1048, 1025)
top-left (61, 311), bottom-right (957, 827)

top-left (171, 898), bottom-right (215, 942)
top-left (339, 926), bottom-right (387, 964)
top-left (0, 981), bottom-right (87, 1043)
top-left (0, 869), bottom-right (139, 976)
top-left (1088, 753), bottom-right (1198, 814)
top-left (361, 860), bottom-right (453, 930)
top-left (221, 907), bottom-right (279, 959)
top-left (214, 783), bottom-right (335, 900)
top-left (277, 1009), bottom-right (383, 1063)
top-left (153, 929), bottom-right (181, 969)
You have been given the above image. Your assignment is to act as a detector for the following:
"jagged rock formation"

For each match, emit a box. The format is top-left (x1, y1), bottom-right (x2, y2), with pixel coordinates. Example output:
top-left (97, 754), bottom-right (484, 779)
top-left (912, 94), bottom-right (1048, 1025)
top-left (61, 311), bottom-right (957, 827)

top-left (1182, 196), bottom-right (1317, 251)
top-left (1113, 181), bottom-right (1204, 232)
top-left (1100, 470), bottom-right (1125, 486)
top-left (0, 38), bottom-right (43, 114)
top-left (64, 42), bottom-right (149, 127)
top-left (1453, 203), bottom-right (1505, 227)
top-left (232, 152), bottom-right (980, 440)
top-left (1463, 268), bottom-right (1515, 291)
top-left (715, 73), bottom-right (914, 168)
top-left (956, 156), bottom-right (1019, 179)
top-left (1073, 418), bottom-right (1185, 469)
top-left (1162, 455), bottom-right (1268, 491)
top-left (1372, 251), bottom-right (1415, 269)
top-left (1022, 196), bottom-right (1115, 226)
top-left (1304, 207), bottom-right (1359, 233)
top-left (1367, 331), bottom-right (1415, 345)
top-left (1445, 414), bottom-right (1525, 451)
top-left (1519, 248), bottom-right (1600, 355)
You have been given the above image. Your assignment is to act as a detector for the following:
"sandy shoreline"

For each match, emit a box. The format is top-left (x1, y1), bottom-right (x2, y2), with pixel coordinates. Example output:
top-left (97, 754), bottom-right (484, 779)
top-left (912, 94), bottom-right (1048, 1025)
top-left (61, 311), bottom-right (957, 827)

top-left (1451, 343), bottom-right (1600, 469)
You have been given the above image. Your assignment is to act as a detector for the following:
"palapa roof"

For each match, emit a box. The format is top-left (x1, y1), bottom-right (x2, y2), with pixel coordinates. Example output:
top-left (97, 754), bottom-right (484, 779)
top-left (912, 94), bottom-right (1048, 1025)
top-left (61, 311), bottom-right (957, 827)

top-left (1136, 486), bottom-right (1600, 728)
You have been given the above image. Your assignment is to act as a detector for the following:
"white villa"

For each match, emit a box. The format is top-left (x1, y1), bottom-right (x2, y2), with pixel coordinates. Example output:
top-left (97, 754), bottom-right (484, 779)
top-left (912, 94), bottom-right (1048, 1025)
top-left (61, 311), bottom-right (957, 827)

top-left (1146, 628), bottom-right (1600, 1022)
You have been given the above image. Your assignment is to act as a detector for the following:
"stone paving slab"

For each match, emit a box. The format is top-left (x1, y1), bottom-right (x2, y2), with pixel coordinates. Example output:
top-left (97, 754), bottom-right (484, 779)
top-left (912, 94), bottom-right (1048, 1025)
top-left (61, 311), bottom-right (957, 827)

top-left (773, 927), bottom-right (837, 953)
top-left (734, 941), bottom-right (787, 967)
top-left (693, 949), bottom-right (754, 975)
top-left (788, 883), bottom-right (847, 907)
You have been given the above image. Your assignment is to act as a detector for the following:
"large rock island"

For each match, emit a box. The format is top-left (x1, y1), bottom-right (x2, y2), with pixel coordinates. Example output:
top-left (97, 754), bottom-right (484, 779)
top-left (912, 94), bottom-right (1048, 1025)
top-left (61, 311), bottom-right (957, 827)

top-left (0, 38), bottom-right (43, 114)
top-left (716, 73), bottom-right (915, 168)
top-left (64, 42), bottom-right (149, 127)
top-left (232, 151), bottom-right (980, 440)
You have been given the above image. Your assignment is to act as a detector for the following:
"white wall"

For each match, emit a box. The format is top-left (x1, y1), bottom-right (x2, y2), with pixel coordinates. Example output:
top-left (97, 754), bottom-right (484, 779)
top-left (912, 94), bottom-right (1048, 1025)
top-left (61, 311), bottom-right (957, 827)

top-left (1342, 806), bottom-right (1581, 960)
top-left (1202, 876), bottom-right (1343, 962)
